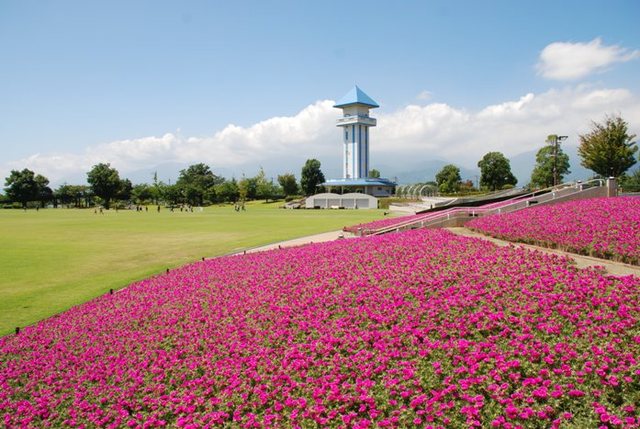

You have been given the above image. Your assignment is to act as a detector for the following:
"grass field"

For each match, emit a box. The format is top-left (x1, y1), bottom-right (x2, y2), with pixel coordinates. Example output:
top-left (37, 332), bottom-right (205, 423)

top-left (0, 203), bottom-right (384, 336)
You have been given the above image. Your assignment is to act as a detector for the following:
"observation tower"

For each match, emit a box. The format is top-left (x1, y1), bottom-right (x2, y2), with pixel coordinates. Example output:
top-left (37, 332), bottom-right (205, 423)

top-left (334, 86), bottom-right (378, 179)
top-left (323, 86), bottom-right (395, 197)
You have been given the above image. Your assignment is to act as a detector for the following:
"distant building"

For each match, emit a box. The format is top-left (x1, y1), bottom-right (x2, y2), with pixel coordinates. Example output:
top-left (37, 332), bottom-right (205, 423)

top-left (323, 86), bottom-right (396, 198)
top-left (305, 192), bottom-right (378, 209)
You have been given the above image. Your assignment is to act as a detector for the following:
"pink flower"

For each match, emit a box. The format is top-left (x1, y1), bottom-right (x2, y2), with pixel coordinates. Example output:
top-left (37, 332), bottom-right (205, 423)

top-left (568, 389), bottom-right (585, 397)
top-left (1, 227), bottom-right (639, 428)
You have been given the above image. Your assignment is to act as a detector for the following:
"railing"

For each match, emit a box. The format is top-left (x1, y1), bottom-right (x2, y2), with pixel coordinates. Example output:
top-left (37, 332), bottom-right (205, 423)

top-left (362, 179), bottom-right (607, 236)
top-left (336, 115), bottom-right (377, 125)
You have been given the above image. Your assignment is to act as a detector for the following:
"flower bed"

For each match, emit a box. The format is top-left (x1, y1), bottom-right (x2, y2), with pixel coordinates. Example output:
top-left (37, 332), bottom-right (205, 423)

top-left (1, 228), bottom-right (639, 428)
top-left (468, 196), bottom-right (640, 265)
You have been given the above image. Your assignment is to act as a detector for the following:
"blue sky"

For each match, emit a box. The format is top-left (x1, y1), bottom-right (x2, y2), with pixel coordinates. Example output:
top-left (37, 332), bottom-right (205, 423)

top-left (1, 0), bottom-right (639, 185)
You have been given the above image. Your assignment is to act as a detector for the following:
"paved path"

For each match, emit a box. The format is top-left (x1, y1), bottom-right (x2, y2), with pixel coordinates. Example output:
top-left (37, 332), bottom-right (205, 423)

top-left (447, 227), bottom-right (640, 277)
top-left (237, 230), bottom-right (354, 254)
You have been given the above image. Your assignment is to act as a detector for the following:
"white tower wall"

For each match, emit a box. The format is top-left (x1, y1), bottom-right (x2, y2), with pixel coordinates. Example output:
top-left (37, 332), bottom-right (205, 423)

top-left (340, 124), bottom-right (372, 179)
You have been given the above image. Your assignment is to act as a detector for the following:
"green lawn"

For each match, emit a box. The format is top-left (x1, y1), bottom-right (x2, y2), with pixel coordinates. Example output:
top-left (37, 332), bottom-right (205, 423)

top-left (0, 203), bottom-right (383, 336)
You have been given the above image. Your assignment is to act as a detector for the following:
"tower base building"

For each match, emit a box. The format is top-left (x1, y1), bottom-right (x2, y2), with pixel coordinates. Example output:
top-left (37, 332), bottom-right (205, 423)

top-left (323, 178), bottom-right (396, 198)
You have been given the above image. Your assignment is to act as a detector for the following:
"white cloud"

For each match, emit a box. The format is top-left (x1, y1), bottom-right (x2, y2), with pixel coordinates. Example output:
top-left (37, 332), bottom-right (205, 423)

top-left (537, 37), bottom-right (640, 80)
top-left (571, 88), bottom-right (632, 110)
top-left (375, 85), bottom-right (639, 163)
top-left (2, 87), bottom-right (639, 186)
top-left (379, 103), bottom-right (469, 145)
top-left (1, 101), bottom-right (337, 185)
top-left (477, 93), bottom-right (535, 119)
top-left (416, 90), bottom-right (433, 101)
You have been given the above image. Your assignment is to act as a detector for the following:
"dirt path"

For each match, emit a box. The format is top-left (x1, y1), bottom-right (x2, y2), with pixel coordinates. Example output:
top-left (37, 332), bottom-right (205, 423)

top-left (447, 227), bottom-right (640, 277)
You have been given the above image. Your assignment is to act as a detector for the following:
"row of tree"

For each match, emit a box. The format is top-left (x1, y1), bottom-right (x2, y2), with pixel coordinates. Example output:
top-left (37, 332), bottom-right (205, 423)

top-left (3, 114), bottom-right (638, 207)
top-left (3, 159), bottom-right (328, 209)
top-left (435, 114), bottom-right (638, 194)
top-left (435, 151), bottom-right (518, 194)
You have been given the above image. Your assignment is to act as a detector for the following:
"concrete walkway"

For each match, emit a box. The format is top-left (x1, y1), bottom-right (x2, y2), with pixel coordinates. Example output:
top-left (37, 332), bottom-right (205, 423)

top-left (447, 227), bottom-right (640, 277)
top-left (238, 230), bottom-right (354, 254)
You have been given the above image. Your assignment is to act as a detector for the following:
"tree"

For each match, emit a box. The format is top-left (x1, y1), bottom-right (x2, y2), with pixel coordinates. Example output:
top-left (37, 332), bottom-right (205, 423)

top-left (56, 184), bottom-right (92, 208)
top-left (215, 178), bottom-right (240, 203)
top-left (54, 183), bottom-right (73, 207)
top-left (477, 152), bottom-right (517, 191)
top-left (176, 163), bottom-right (222, 206)
top-left (300, 159), bottom-right (325, 196)
top-left (238, 176), bottom-right (257, 201)
top-left (459, 179), bottom-right (475, 193)
top-left (87, 163), bottom-right (121, 209)
top-left (4, 169), bottom-right (51, 208)
top-left (163, 184), bottom-right (182, 206)
top-left (72, 185), bottom-right (92, 208)
top-left (620, 168), bottom-right (640, 193)
top-left (151, 171), bottom-right (162, 204)
top-left (368, 168), bottom-right (381, 178)
top-left (132, 183), bottom-right (153, 204)
top-left (152, 181), bottom-right (172, 206)
top-left (255, 168), bottom-right (279, 202)
top-left (278, 173), bottom-right (299, 197)
top-left (530, 142), bottom-right (571, 188)
top-left (117, 178), bottom-right (133, 203)
top-left (578, 114), bottom-right (637, 178)
top-left (435, 164), bottom-right (461, 194)
top-left (34, 174), bottom-right (53, 207)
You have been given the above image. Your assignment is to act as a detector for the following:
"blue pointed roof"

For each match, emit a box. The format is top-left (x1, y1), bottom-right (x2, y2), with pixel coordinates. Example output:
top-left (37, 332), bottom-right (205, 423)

top-left (334, 86), bottom-right (379, 108)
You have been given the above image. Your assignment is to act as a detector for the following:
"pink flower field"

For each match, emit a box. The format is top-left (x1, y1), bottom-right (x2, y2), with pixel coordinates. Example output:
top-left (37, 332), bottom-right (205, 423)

top-left (468, 197), bottom-right (640, 265)
top-left (2, 228), bottom-right (640, 428)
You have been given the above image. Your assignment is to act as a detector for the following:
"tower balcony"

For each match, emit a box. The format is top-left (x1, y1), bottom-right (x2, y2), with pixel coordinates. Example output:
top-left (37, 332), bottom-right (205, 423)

top-left (336, 114), bottom-right (377, 127)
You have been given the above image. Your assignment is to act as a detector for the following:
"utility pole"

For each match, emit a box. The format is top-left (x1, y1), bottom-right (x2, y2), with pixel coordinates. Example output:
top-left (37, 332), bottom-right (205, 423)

top-left (547, 134), bottom-right (568, 186)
